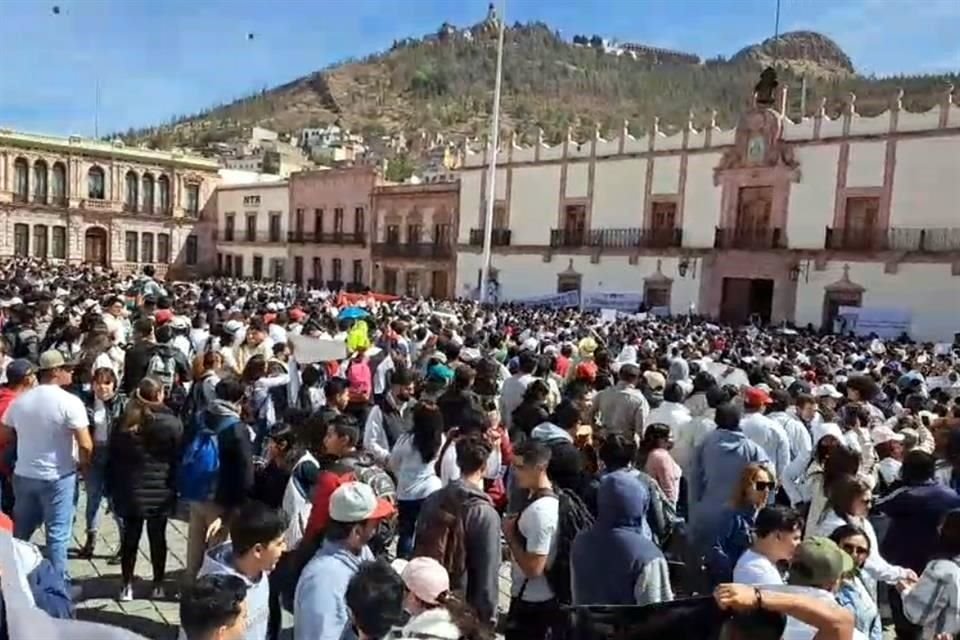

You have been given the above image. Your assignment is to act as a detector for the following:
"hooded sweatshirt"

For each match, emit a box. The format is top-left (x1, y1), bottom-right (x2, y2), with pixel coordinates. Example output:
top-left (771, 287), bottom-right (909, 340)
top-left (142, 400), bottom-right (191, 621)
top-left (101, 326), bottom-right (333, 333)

top-left (571, 470), bottom-right (673, 606)
top-left (688, 428), bottom-right (769, 553)
top-left (185, 543), bottom-right (269, 640)
top-left (294, 540), bottom-right (374, 640)
top-left (206, 399), bottom-right (254, 510)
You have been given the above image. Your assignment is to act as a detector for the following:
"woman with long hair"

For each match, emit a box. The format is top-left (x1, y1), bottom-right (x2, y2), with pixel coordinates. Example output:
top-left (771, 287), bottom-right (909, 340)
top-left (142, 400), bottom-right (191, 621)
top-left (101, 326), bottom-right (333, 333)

top-left (398, 556), bottom-right (493, 640)
top-left (814, 474), bottom-right (914, 601)
top-left (829, 524), bottom-right (881, 640)
top-left (705, 463), bottom-right (777, 587)
top-left (639, 423), bottom-right (682, 507)
top-left (800, 423), bottom-right (861, 538)
top-left (108, 377), bottom-right (183, 601)
top-left (902, 508), bottom-right (960, 639)
top-left (389, 402), bottom-right (444, 558)
top-left (77, 367), bottom-right (127, 560)
top-left (241, 354), bottom-right (289, 451)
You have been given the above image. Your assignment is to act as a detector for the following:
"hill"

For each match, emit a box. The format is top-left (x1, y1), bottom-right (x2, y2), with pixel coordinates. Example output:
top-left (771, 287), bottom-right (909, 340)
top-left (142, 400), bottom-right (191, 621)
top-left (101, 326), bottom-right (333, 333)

top-left (119, 19), bottom-right (959, 152)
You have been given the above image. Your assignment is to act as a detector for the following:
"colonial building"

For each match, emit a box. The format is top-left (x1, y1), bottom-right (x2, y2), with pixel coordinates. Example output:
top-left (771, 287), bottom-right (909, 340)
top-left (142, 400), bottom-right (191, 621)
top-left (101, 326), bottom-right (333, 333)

top-left (288, 167), bottom-right (379, 290)
top-left (456, 80), bottom-right (960, 340)
top-left (215, 180), bottom-right (290, 280)
top-left (371, 181), bottom-right (459, 298)
top-left (0, 129), bottom-right (219, 277)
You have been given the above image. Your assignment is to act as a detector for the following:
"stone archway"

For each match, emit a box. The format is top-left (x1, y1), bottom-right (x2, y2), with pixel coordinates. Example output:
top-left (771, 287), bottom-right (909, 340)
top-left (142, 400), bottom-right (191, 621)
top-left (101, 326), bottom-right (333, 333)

top-left (84, 227), bottom-right (108, 266)
top-left (822, 264), bottom-right (865, 332)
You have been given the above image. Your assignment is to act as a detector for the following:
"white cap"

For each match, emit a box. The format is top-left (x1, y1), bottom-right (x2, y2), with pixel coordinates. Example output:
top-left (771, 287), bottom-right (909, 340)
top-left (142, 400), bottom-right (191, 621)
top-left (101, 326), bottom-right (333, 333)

top-left (328, 482), bottom-right (395, 523)
top-left (872, 425), bottom-right (905, 446)
top-left (815, 384), bottom-right (843, 399)
top-left (812, 421), bottom-right (845, 445)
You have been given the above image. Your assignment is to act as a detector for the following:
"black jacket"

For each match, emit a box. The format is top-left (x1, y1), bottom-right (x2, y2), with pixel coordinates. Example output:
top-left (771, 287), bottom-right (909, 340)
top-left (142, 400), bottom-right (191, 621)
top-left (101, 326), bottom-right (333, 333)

top-left (77, 390), bottom-right (127, 444)
top-left (375, 394), bottom-right (413, 449)
top-left (205, 401), bottom-right (255, 511)
top-left (122, 341), bottom-right (192, 395)
top-left (108, 405), bottom-right (183, 519)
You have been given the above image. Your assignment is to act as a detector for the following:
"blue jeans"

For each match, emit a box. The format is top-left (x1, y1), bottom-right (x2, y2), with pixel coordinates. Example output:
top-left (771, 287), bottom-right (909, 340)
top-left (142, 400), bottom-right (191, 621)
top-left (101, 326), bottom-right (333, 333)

top-left (14, 473), bottom-right (77, 583)
top-left (396, 498), bottom-right (424, 560)
top-left (85, 446), bottom-right (121, 534)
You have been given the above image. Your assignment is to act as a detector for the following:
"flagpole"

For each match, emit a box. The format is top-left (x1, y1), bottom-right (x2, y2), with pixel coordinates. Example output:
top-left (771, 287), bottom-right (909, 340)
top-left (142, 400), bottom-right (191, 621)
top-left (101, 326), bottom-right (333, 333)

top-left (479, 2), bottom-right (505, 304)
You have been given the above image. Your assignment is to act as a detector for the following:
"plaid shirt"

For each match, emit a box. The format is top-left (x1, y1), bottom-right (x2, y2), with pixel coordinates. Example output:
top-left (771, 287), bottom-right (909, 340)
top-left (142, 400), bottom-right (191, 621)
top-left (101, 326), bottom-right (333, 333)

top-left (903, 556), bottom-right (960, 639)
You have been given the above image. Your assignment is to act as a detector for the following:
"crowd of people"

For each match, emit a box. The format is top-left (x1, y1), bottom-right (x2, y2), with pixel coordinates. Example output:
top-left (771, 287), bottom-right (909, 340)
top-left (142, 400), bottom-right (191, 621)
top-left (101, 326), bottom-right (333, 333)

top-left (0, 257), bottom-right (958, 640)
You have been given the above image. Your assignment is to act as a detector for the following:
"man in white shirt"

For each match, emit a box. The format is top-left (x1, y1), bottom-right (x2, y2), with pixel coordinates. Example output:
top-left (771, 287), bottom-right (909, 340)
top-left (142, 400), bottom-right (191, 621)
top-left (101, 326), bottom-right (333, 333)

top-left (1, 350), bottom-right (92, 584)
top-left (740, 387), bottom-right (792, 481)
top-left (499, 352), bottom-right (537, 432)
top-left (503, 439), bottom-right (559, 640)
top-left (733, 505), bottom-right (803, 586)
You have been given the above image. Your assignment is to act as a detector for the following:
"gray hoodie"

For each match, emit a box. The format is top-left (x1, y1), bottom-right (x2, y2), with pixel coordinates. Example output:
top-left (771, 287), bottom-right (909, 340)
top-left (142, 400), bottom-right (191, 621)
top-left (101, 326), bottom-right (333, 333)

top-left (185, 543), bottom-right (270, 640)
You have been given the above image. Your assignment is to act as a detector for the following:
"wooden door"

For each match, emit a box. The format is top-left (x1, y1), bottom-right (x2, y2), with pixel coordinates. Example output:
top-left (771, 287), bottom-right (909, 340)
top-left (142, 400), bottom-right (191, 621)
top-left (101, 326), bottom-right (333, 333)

top-left (735, 186), bottom-right (772, 246)
top-left (843, 197), bottom-right (879, 249)
top-left (84, 229), bottom-right (107, 266)
top-left (563, 204), bottom-right (587, 244)
top-left (431, 270), bottom-right (448, 299)
top-left (720, 277), bottom-right (752, 325)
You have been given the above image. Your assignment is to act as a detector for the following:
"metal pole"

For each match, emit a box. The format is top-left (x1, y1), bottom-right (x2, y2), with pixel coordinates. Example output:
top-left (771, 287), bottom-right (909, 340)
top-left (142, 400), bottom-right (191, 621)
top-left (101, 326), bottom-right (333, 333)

top-left (479, 3), bottom-right (505, 304)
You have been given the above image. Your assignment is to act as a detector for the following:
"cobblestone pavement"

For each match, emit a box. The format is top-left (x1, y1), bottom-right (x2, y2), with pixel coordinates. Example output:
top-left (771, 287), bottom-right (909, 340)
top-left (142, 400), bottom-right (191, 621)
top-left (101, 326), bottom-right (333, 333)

top-left (56, 489), bottom-right (513, 639)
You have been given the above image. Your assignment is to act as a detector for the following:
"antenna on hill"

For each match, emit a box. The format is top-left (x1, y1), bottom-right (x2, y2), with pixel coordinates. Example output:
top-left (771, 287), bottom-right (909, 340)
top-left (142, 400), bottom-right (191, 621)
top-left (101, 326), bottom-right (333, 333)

top-left (773, 0), bottom-right (782, 63)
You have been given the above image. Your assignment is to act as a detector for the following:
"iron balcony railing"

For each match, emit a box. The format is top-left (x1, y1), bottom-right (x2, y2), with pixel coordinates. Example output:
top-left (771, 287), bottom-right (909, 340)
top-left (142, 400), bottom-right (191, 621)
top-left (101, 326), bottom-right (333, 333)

top-left (469, 228), bottom-right (512, 246)
top-left (372, 242), bottom-right (453, 259)
top-left (287, 231), bottom-right (366, 245)
top-left (714, 227), bottom-right (785, 250)
top-left (219, 230), bottom-right (282, 243)
top-left (825, 227), bottom-right (960, 252)
top-left (549, 227), bottom-right (682, 249)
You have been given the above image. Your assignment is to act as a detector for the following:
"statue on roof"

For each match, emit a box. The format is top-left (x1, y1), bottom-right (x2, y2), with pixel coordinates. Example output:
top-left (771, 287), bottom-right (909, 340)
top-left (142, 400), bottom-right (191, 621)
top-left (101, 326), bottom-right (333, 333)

top-left (755, 67), bottom-right (779, 108)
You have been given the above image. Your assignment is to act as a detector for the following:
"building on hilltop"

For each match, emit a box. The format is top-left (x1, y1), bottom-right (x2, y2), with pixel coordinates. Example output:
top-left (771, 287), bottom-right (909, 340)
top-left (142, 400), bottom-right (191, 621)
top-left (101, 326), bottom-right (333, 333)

top-left (455, 78), bottom-right (960, 340)
top-left (0, 128), bottom-right (219, 277)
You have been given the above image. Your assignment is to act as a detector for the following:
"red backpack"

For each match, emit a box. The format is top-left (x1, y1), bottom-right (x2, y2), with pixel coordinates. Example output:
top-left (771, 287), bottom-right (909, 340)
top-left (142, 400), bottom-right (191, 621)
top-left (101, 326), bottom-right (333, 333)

top-left (346, 357), bottom-right (372, 403)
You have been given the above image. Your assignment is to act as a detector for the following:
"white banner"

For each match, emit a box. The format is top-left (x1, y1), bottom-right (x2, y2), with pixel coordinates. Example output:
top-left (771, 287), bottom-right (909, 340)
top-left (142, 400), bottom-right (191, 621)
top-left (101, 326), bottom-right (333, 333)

top-left (838, 306), bottom-right (912, 339)
top-left (288, 334), bottom-right (348, 363)
top-left (511, 290), bottom-right (580, 308)
top-left (582, 291), bottom-right (645, 311)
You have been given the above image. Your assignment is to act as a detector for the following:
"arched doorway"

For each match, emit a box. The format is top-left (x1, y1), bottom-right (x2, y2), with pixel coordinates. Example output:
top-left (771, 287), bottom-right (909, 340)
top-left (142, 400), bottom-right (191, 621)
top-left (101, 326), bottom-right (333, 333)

top-left (84, 227), bottom-right (108, 266)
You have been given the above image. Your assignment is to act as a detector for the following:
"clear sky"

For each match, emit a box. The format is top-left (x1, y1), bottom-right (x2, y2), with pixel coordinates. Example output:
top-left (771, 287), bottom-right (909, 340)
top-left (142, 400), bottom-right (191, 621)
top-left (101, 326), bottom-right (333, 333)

top-left (1, 0), bottom-right (957, 138)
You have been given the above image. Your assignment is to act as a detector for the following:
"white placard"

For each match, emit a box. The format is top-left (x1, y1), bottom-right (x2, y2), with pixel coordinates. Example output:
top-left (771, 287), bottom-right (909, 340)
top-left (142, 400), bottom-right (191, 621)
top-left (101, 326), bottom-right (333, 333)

top-left (288, 334), bottom-right (348, 363)
top-left (600, 308), bottom-right (618, 324)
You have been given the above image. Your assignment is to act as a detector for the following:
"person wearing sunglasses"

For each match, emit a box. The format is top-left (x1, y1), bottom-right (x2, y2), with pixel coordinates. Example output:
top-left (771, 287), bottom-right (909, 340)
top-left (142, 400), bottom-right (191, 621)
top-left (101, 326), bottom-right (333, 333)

top-left (732, 505), bottom-right (803, 586)
top-left (830, 524), bottom-right (881, 640)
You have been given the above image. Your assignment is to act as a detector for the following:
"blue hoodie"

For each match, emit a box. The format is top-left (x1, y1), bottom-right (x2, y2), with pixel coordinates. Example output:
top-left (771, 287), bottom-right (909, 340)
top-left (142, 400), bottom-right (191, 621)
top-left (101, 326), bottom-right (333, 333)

top-left (570, 470), bottom-right (672, 606)
top-left (186, 543), bottom-right (269, 640)
top-left (688, 428), bottom-right (769, 553)
top-left (293, 540), bottom-right (373, 640)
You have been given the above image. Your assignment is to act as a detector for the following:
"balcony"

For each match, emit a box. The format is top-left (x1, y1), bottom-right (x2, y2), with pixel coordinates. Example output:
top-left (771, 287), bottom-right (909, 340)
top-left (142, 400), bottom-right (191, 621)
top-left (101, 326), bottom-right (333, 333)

top-left (218, 230), bottom-right (283, 243)
top-left (81, 198), bottom-right (118, 212)
top-left (372, 242), bottom-right (453, 259)
top-left (714, 227), bottom-right (785, 250)
top-left (825, 227), bottom-right (960, 252)
top-left (469, 228), bottom-right (512, 246)
top-left (549, 227), bottom-right (683, 249)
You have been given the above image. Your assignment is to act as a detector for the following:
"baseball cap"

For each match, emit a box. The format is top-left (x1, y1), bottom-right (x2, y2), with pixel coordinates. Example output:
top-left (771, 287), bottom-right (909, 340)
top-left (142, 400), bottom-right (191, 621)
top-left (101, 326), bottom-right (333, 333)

top-left (815, 384), bottom-right (843, 399)
top-left (37, 350), bottom-right (76, 371)
top-left (5, 359), bottom-right (34, 384)
top-left (788, 537), bottom-right (854, 587)
top-left (289, 309), bottom-right (306, 322)
top-left (401, 557), bottom-right (450, 605)
top-left (328, 482), bottom-right (395, 523)
top-left (744, 387), bottom-right (773, 407)
top-left (644, 370), bottom-right (666, 391)
top-left (872, 425), bottom-right (905, 446)
top-left (223, 319), bottom-right (244, 335)
top-left (154, 309), bottom-right (174, 325)
top-left (811, 421), bottom-right (844, 446)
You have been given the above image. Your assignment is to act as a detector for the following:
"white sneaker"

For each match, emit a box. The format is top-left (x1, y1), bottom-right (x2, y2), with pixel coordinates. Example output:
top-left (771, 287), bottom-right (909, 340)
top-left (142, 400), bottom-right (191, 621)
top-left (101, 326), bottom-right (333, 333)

top-left (118, 583), bottom-right (133, 602)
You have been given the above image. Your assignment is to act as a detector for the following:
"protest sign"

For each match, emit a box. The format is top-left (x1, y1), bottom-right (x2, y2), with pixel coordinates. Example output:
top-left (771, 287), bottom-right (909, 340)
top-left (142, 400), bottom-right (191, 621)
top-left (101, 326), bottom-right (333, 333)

top-left (288, 334), bottom-right (348, 363)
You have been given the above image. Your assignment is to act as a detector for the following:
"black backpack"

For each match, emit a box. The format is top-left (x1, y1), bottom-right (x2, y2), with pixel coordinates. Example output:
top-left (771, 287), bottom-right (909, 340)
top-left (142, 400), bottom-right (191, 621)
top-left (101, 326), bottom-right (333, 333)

top-left (520, 486), bottom-right (595, 605)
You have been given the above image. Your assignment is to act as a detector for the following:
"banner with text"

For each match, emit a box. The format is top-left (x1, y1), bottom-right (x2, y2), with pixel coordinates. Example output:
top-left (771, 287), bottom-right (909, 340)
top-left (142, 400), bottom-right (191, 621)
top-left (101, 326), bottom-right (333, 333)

top-left (582, 291), bottom-right (646, 312)
top-left (510, 290), bottom-right (581, 308)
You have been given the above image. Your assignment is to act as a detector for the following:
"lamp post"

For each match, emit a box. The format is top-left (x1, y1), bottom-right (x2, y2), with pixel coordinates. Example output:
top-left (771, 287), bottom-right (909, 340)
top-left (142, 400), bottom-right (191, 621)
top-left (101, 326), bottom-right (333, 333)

top-left (478, 1), bottom-right (505, 304)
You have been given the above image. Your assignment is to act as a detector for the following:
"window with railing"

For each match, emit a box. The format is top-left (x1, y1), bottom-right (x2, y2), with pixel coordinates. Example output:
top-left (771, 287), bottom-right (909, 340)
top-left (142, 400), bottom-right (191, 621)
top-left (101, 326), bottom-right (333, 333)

top-left (246, 214), bottom-right (257, 241)
top-left (407, 224), bottom-right (422, 243)
top-left (332, 258), bottom-right (342, 282)
top-left (52, 226), bottom-right (66, 259)
top-left (562, 204), bottom-right (587, 245)
top-left (125, 171), bottom-right (139, 212)
top-left (386, 224), bottom-right (400, 244)
top-left (269, 213), bottom-right (281, 242)
top-left (141, 232), bottom-right (154, 263)
top-left (354, 207), bottom-right (365, 235)
top-left (225, 214), bottom-right (235, 241)
top-left (234, 254), bottom-right (243, 277)
top-left (295, 208), bottom-right (304, 237)
top-left (158, 175), bottom-right (170, 213)
top-left (313, 257), bottom-right (322, 285)
top-left (334, 208), bottom-right (344, 235)
top-left (125, 231), bottom-right (138, 262)
top-left (185, 235), bottom-right (198, 265)
top-left (33, 225), bottom-right (48, 258)
top-left (253, 256), bottom-right (264, 280)
top-left (352, 259), bottom-right (363, 284)
top-left (13, 158), bottom-right (29, 203)
top-left (142, 174), bottom-right (155, 214)
top-left (51, 162), bottom-right (66, 205)
top-left (88, 166), bottom-right (105, 200)
top-left (271, 258), bottom-right (284, 280)
top-left (13, 224), bottom-right (28, 257)
top-left (33, 161), bottom-right (48, 204)
top-left (185, 183), bottom-right (200, 216)
top-left (157, 233), bottom-right (170, 263)
top-left (314, 209), bottom-right (324, 236)
top-left (294, 256), bottom-right (304, 284)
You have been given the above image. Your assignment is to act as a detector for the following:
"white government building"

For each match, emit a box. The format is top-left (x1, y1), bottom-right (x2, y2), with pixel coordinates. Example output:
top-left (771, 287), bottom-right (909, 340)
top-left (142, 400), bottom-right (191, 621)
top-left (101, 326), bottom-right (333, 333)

top-left (456, 79), bottom-right (960, 341)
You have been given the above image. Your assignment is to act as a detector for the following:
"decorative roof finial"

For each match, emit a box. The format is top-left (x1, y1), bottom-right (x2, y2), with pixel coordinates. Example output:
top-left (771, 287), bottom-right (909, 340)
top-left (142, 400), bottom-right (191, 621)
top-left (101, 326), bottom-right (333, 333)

top-left (709, 110), bottom-right (718, 129)
top-left (845, 92), bottom-right (857, 115)
top-left (946, 83), bottom-right (955, 105)
top-left (566, 125), bottom-right (574, 142)
top-left (651, 116), bottom-right (661, 135)
top-left (622, 120), bottom-right (630, 138)
top-left (594, 122), bottom-right (601, 139)
top-left (536, 128), bottom-right (544, 145)
top-left (817, 97), bottom-right (827, 117)
top-left (687, 109), bottom-right (696, 131)
top-left (893, 88), bottom-right (904, 111)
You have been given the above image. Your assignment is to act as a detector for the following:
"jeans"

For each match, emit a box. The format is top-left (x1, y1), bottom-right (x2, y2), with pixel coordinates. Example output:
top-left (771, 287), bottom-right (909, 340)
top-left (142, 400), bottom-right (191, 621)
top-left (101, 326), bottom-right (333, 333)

top-left (396, 498), bottom-right (424, 559)
top-left (85, 446), bottom-right (121, 534)
top-left (120, 515), bottom-right (168, 585)
top-left (13, 473), bottom-right (77, 583)
top-left (505, 597), bottom-right (565, 640)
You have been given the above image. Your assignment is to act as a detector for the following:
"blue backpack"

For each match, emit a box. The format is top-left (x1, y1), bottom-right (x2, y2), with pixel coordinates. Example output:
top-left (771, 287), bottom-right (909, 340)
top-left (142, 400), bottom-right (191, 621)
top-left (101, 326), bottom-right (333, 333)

top-left (178, 413), bottom-right (239, 502)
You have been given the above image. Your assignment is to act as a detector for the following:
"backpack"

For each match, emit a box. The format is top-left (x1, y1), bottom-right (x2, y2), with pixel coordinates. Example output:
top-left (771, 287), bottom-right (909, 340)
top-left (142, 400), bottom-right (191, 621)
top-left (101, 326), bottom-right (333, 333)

top-left (413, 484), bottom-right (469, 587)
top-left (519, 487), bottom-right (595, 605)
top-left (147, 350), bottom-right (176, 394)
top-left (346, 358), bottom-right (372, 403)
top-left (177, 413), bottom-right (240, 502)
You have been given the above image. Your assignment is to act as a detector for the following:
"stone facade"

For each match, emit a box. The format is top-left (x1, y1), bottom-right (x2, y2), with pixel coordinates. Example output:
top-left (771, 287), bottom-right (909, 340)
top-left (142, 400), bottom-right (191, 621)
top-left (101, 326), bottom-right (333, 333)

top-left (371, 181), bottom-right (459, 298)
top-left (0, 129), bottom-right (219, 277)
top-left (455, 83), bottom-right (960, 340)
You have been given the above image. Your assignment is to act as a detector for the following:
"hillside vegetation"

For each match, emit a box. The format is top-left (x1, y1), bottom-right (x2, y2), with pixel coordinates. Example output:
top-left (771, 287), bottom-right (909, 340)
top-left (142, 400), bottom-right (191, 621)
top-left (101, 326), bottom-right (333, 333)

top-left (119, 21), bottom-right (958, 151)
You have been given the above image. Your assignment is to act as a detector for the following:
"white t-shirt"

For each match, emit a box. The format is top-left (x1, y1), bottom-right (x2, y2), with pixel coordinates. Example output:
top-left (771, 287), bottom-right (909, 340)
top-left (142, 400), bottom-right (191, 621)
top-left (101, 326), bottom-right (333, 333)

top-left (510, 494), bottom-right (559, 603)
top-left (92, 398), bottom-right (110, 445)
top-left (5, 385), bottom-right (89, 480)
top-left (733, 549), bottom-right (784, 586)
top-left (439, 439), bottom-right (501, 485)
